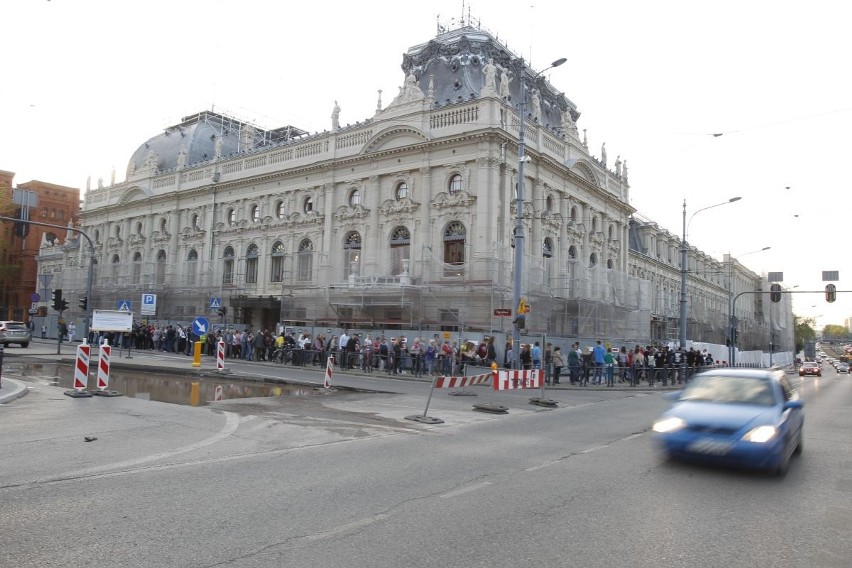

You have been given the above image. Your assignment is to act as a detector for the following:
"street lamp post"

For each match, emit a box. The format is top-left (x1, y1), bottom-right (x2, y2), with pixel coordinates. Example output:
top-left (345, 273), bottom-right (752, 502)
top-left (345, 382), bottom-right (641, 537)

top-left (512, 56), bottom-right (566, 370)
top-left (679, 197), bottom-right (741, 352)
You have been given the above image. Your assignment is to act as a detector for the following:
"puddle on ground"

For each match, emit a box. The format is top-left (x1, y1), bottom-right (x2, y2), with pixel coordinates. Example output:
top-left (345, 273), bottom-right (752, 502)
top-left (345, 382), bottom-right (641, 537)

top-left (4, 361), bottom-right (315, 406)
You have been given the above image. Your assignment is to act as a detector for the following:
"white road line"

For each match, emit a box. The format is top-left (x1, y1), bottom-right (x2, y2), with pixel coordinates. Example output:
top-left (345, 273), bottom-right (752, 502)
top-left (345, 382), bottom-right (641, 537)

top-left (439, 481), bottom-right (492, 498)
top-left (306, 514), bottom-right (391, 541)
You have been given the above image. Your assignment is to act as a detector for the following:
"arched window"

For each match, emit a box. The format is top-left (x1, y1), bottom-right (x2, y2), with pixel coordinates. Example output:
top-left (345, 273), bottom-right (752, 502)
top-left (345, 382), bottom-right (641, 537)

top-left (542, 237), bottom-right (554, 289)
top-left (607, 258), bottom-right (614, 269)
top-left (448, 174), bottom-right (463, 196)
top-left (136, 222), bottom-right (143, 235)
top-left (132, 252), bottom-right (142, 284)
top-left (160, 219), bottom-right (167, 234)
top-left (271, 241), bottom-right (286, 283)
top-left (443, 221), bottom-right (466, 277)
top-left (348, 189), bottom-right (361, 207)
top-left (568, 245), bottom-right (577, 260)
top-left (156, 249), bottom-right (167, 284)
top-left (223, 246), bottom-right (235, 285)
top-left (298, 238), bottom-right (314, 282)
top-left (303, 196), bottom-right (314, 213)
top-left (545, 195), bottom-right (554, 213)
top-left (94, 229), bottom-right (100, 243)
top-left (390, 226), bottom-right (411, 276)
top-left (111, 254), bottom-right (120, 283)
top-left (227, 208), bottom-right (236, 225)
top-left (608, 224), bottom-right (614, 240)
top-left (276, 200), bottom-right (286, 219)
top-left (186, 249), bottom-right (198, 285)
top-left (591, 216), bottom-right (598, 233)
top-left (114, 225), bottom-right (121, 238)
top-left (245, 244), bottom-right (259, 284)
top-left (589, 252), bottom-right (598, 268)
top-left (250, 204), bottom-right (260, 223)
top-left (191, 214), bottom-right (200, 230)
top-left (343, 231), bottom-right (361, 279)
top-left (395, 182), bottom-right (408, 200)
top-left (570, 207), bottom-right (578, 223)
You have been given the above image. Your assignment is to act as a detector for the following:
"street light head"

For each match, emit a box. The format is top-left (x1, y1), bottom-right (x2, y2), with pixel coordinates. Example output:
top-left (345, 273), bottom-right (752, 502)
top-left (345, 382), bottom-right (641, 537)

top-left (729, 197), bottom-right (742, 203)
top-left (551, 57), bottom-right (568, 68)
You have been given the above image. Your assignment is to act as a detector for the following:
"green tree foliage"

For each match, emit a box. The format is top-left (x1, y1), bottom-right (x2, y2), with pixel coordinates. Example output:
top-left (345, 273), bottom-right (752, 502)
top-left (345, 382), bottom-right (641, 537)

top-left (822, 324), bottom-right (847, 340)
top-left (794, 316), bottom-right (816, 354)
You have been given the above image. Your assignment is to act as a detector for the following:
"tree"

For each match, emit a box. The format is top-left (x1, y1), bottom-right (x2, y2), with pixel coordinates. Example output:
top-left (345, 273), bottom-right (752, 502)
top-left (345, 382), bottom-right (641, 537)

top-left (821, 324), bottom-right (847, 340)
top-left (794, 315), bottom-right (816, 355)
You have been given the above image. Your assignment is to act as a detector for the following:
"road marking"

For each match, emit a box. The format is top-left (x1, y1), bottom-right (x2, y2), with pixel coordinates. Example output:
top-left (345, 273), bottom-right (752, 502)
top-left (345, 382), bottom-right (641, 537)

top-left (439, 481), bottom-right (492, 498)
top-left (306, 514), bottom-right (390, 541)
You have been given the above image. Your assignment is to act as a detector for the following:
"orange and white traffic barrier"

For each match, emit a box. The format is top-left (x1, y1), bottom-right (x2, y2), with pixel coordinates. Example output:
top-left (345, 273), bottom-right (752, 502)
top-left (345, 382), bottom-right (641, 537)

top-left (493, 369), bottom-right (542, 390)
top-left (97, 340), bottom-right (111, 391)
top-left (434, 372), bottom-right (493, 389)
top-left (217, 340), bottom-right (225, 371)
top-left (324, 355), bottom-right (334, 389)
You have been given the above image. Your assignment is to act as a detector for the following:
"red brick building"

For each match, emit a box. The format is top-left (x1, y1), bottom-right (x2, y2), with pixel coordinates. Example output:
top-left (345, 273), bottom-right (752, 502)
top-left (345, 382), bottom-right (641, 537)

top-left (0, 170), bottom-right (79, 322)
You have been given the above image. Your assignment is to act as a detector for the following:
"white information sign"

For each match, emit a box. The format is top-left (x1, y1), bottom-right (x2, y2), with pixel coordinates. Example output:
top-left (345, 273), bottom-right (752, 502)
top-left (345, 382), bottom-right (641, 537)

top-left (91, 310), bottom-right (133, 332)
top-left (141, 293), bottom-right (157, 316)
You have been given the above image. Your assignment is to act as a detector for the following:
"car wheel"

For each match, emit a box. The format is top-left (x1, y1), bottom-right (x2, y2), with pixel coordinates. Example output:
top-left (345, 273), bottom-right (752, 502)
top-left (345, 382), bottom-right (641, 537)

top-left (773, 451), bottom-right (791, 476)
top-left (22, 342), bottom-right (29, 348)
top-left (794, 427), bottom-right (803, 456)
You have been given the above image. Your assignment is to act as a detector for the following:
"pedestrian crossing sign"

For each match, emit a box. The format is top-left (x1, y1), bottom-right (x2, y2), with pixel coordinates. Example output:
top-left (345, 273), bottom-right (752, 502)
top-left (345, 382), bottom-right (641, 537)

top-left (117, 300), bottom-right (132, 311)
top-left (210, 297), bottom-right (222, 309)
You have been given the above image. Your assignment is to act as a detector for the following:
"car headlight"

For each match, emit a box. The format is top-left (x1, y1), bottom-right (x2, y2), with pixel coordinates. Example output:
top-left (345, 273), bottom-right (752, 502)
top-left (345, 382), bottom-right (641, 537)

top-left (652, 417), bottom-right (686, 433)
top-left (742, 425), bottom-right (777, 443)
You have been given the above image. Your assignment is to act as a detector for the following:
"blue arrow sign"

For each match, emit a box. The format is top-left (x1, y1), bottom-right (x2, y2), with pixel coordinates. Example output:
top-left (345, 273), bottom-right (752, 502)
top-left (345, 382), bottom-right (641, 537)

top-left (192, 316), bottom-right (210, 336)
top-left (117, 300), bottom-right (132, 311)
top-left (210, 297), bottom-right (222, 309)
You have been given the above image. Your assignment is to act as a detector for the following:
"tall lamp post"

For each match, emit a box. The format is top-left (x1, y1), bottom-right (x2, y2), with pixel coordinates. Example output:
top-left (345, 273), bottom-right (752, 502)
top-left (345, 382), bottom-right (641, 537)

top-left (679, 197), bottom-right (741, 351)
top-left (512, 56), bottom-right (566, 369)
top-left (727, 246), bottom-right (771, 365)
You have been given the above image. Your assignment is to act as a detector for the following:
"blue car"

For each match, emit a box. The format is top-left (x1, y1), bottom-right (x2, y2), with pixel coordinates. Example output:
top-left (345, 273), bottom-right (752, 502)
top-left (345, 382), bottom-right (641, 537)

top-left (652, 368), bottom-right (804, 475)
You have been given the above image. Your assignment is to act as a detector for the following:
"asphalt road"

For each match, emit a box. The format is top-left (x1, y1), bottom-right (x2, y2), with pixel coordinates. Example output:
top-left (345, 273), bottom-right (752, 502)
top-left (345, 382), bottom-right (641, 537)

top-left (1, 348), bottom-right (850, 568)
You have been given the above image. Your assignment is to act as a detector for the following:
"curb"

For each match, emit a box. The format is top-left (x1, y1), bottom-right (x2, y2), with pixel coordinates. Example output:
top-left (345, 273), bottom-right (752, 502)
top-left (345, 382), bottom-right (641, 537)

top-left (0, 378), bottom-right (29, 405)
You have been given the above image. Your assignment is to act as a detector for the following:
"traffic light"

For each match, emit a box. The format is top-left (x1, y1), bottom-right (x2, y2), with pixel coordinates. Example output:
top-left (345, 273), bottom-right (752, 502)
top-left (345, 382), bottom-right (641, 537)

top-left (51, 289), bottom-right (63, 311)
top-left (826, 283), bottom-right (837, 303)
top-left (770, 283), bottom-right (782, 303)
top-left (78, 297), bottom-right (88, 311)
top-left (217, 307), bottom-right (227, 317)
top-left (59, 298), bottom-right (70, 312)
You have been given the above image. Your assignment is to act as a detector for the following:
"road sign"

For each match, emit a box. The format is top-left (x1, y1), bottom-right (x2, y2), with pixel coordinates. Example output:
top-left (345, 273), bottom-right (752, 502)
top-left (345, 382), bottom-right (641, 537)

top-left (117, 300), bottom-right (132, 312)
top-left (210, 297), bottom-right (222, 309)
top-left (30, 293), bottom-right (41, 303)
top-left (192, 316), bottom-right (210, 336)
top-left (494, 308), bottom-right (512, 316)
top-left (141, 293), bottom-right (157, 316)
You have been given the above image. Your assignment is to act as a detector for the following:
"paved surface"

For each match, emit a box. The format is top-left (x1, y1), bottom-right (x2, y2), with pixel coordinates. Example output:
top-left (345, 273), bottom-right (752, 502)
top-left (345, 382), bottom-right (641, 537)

top-left (0, 338), bottom-right (694, 405)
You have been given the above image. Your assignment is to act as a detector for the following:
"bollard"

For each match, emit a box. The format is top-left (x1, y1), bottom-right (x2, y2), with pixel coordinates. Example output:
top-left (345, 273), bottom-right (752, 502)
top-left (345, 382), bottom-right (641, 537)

top-left (0, 344), bottom-right (4, 388)
top-left (192, 341), bottom-right (202, 368)
top-left (324, 355), bottom-right (334, 389)
top-left (190, 382), bottom-right (200, 406)
top-left (93, 339), bottom-right (123, 397)
top-left (65, 339), bottom-right (93, 398)
top-left (216, 340), bottom-right (225, 371)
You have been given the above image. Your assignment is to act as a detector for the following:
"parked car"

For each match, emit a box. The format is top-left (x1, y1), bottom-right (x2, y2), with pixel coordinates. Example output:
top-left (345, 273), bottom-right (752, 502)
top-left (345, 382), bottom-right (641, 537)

top-left (0, 321), bottom-right (31, 348)
top-left (799, 362), bottom-right (821, 377)
top-left (652, 368), bottom-right (804, 475)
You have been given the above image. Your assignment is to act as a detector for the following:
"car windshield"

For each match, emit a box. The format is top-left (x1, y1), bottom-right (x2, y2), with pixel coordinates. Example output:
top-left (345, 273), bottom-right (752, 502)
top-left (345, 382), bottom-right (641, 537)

top-left (5, 323), bottom-right (26, 331)
top-left (681, 375), bottom-right (776, 406)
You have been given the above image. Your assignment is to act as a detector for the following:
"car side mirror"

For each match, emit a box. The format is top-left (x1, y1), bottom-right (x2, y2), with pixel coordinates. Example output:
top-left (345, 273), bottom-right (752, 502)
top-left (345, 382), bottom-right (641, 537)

top-left (784, 400), bottom-right (804, 410)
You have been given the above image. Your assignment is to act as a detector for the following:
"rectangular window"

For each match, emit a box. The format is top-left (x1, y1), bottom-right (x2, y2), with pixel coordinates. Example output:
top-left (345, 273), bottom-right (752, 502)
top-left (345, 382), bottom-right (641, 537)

top-left (246, 258), bottom-right (258, 284)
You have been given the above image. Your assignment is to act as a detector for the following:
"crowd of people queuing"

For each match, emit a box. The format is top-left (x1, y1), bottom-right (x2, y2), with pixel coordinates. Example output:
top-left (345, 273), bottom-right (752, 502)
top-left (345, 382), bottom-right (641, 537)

top-left (502, 339), bottom-right (718, 387)
top-left (88, 324), bottom-right (717, 387)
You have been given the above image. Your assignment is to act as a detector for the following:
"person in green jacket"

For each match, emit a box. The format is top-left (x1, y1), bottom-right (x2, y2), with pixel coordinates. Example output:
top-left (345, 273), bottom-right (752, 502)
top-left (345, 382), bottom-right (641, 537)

top-left (604, 347), bottom-right (616, 387)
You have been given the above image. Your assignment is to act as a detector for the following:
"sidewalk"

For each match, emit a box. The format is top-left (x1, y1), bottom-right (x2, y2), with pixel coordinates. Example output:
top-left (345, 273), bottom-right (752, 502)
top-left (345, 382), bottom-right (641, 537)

top-left (0, 339), bottom-right (684, 405)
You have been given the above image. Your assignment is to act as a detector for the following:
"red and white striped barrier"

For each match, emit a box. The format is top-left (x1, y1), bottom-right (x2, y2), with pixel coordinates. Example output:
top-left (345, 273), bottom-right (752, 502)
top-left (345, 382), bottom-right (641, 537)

top-left (324, 355), bottom-right (334, 389)
top-left (74, 341), bottom-right (90, 392)
top-left (493, 369), bottom-right (542, 390)
top-left (96, 340), bottom-right (111, 391)
top-left (433, 372), bottom-right (494, 389)
top-left (217, 340), bottom-right (225, 370)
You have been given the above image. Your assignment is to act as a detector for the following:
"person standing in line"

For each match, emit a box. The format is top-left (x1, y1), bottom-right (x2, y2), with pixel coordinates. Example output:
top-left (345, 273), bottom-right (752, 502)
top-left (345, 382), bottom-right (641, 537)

top-left (520, 343), bottom-right (532, 371)
top-left (531, 341), bottom-right (542, 372)
top-left (592, 340), bottom-right (606, 384)
top-left (339, 330), bottom-right (350, 369)
top-left (543, 343), bottom-right (553, 385)
top-left (604, 347), bottom-right (616, 387)
top-left (567, 342), bottom-right (580, 385)
top-left (68, 322), bottom-right (76, 342)
top-left (551, 346), bottom-right (564, 385)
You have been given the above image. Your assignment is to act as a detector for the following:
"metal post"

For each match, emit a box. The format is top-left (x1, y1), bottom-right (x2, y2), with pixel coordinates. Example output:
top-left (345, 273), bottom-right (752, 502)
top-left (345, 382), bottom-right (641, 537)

top-left (679, 200), bottom-right (688, 350)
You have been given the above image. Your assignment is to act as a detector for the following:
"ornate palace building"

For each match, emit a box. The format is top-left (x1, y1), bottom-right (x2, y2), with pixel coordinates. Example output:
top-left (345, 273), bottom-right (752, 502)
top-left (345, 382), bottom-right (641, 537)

top-left (34, 21), bottom-right (794, 360)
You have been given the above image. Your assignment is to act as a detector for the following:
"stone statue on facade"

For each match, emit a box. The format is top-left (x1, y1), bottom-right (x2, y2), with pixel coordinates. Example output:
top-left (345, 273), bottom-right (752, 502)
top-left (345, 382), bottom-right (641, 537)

top-left (143, 148), bottom-right (159, 170)
top-left (176, 144), bottom-right (188, 168)
top-left (615, 155), bottom-right (622, 177)
top-left (481, 59), bottom-right (497, 95)
top-left (390, 70), bottom-right (426, 106)
top-left (214, 136), bottom-right (223, 160)
top-left (561, 109), bottom-right (578, 136)
top-left (622, 159), bottom-right (629, 182)
top-left (530, 89), bottom-right (541, 122)
top-left (601, 142), bottom-right (607, 167)
top-left (376, 89), bottom-right (383, 114)
top-left (499, 66), bottom-right (512, 99)
top-left (331, 100), bottom-right (340, 130)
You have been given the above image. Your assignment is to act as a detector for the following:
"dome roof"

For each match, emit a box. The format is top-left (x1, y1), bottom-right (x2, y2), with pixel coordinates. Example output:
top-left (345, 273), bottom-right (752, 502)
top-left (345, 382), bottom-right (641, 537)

top-left (126, 111), bottom-right (307, 178)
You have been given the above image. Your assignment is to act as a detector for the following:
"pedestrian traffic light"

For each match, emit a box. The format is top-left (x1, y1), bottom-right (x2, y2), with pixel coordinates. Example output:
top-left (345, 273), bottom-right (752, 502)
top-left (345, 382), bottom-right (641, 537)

top-left (78, 297), bottom-right (88, 311)
top-left (826, 283), bottom-right (837, 303)
top-left (51, 289), bottom-right (63, 311)
top-left (770, 283), bottom-right (782, 303)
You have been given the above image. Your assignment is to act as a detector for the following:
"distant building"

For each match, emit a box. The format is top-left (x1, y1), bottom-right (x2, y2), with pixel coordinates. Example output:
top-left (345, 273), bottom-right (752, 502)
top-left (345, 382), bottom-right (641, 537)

top-left (33, 20), bottom-right (792, 359)
top-left (0, 170), bottom-right (79, 322)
